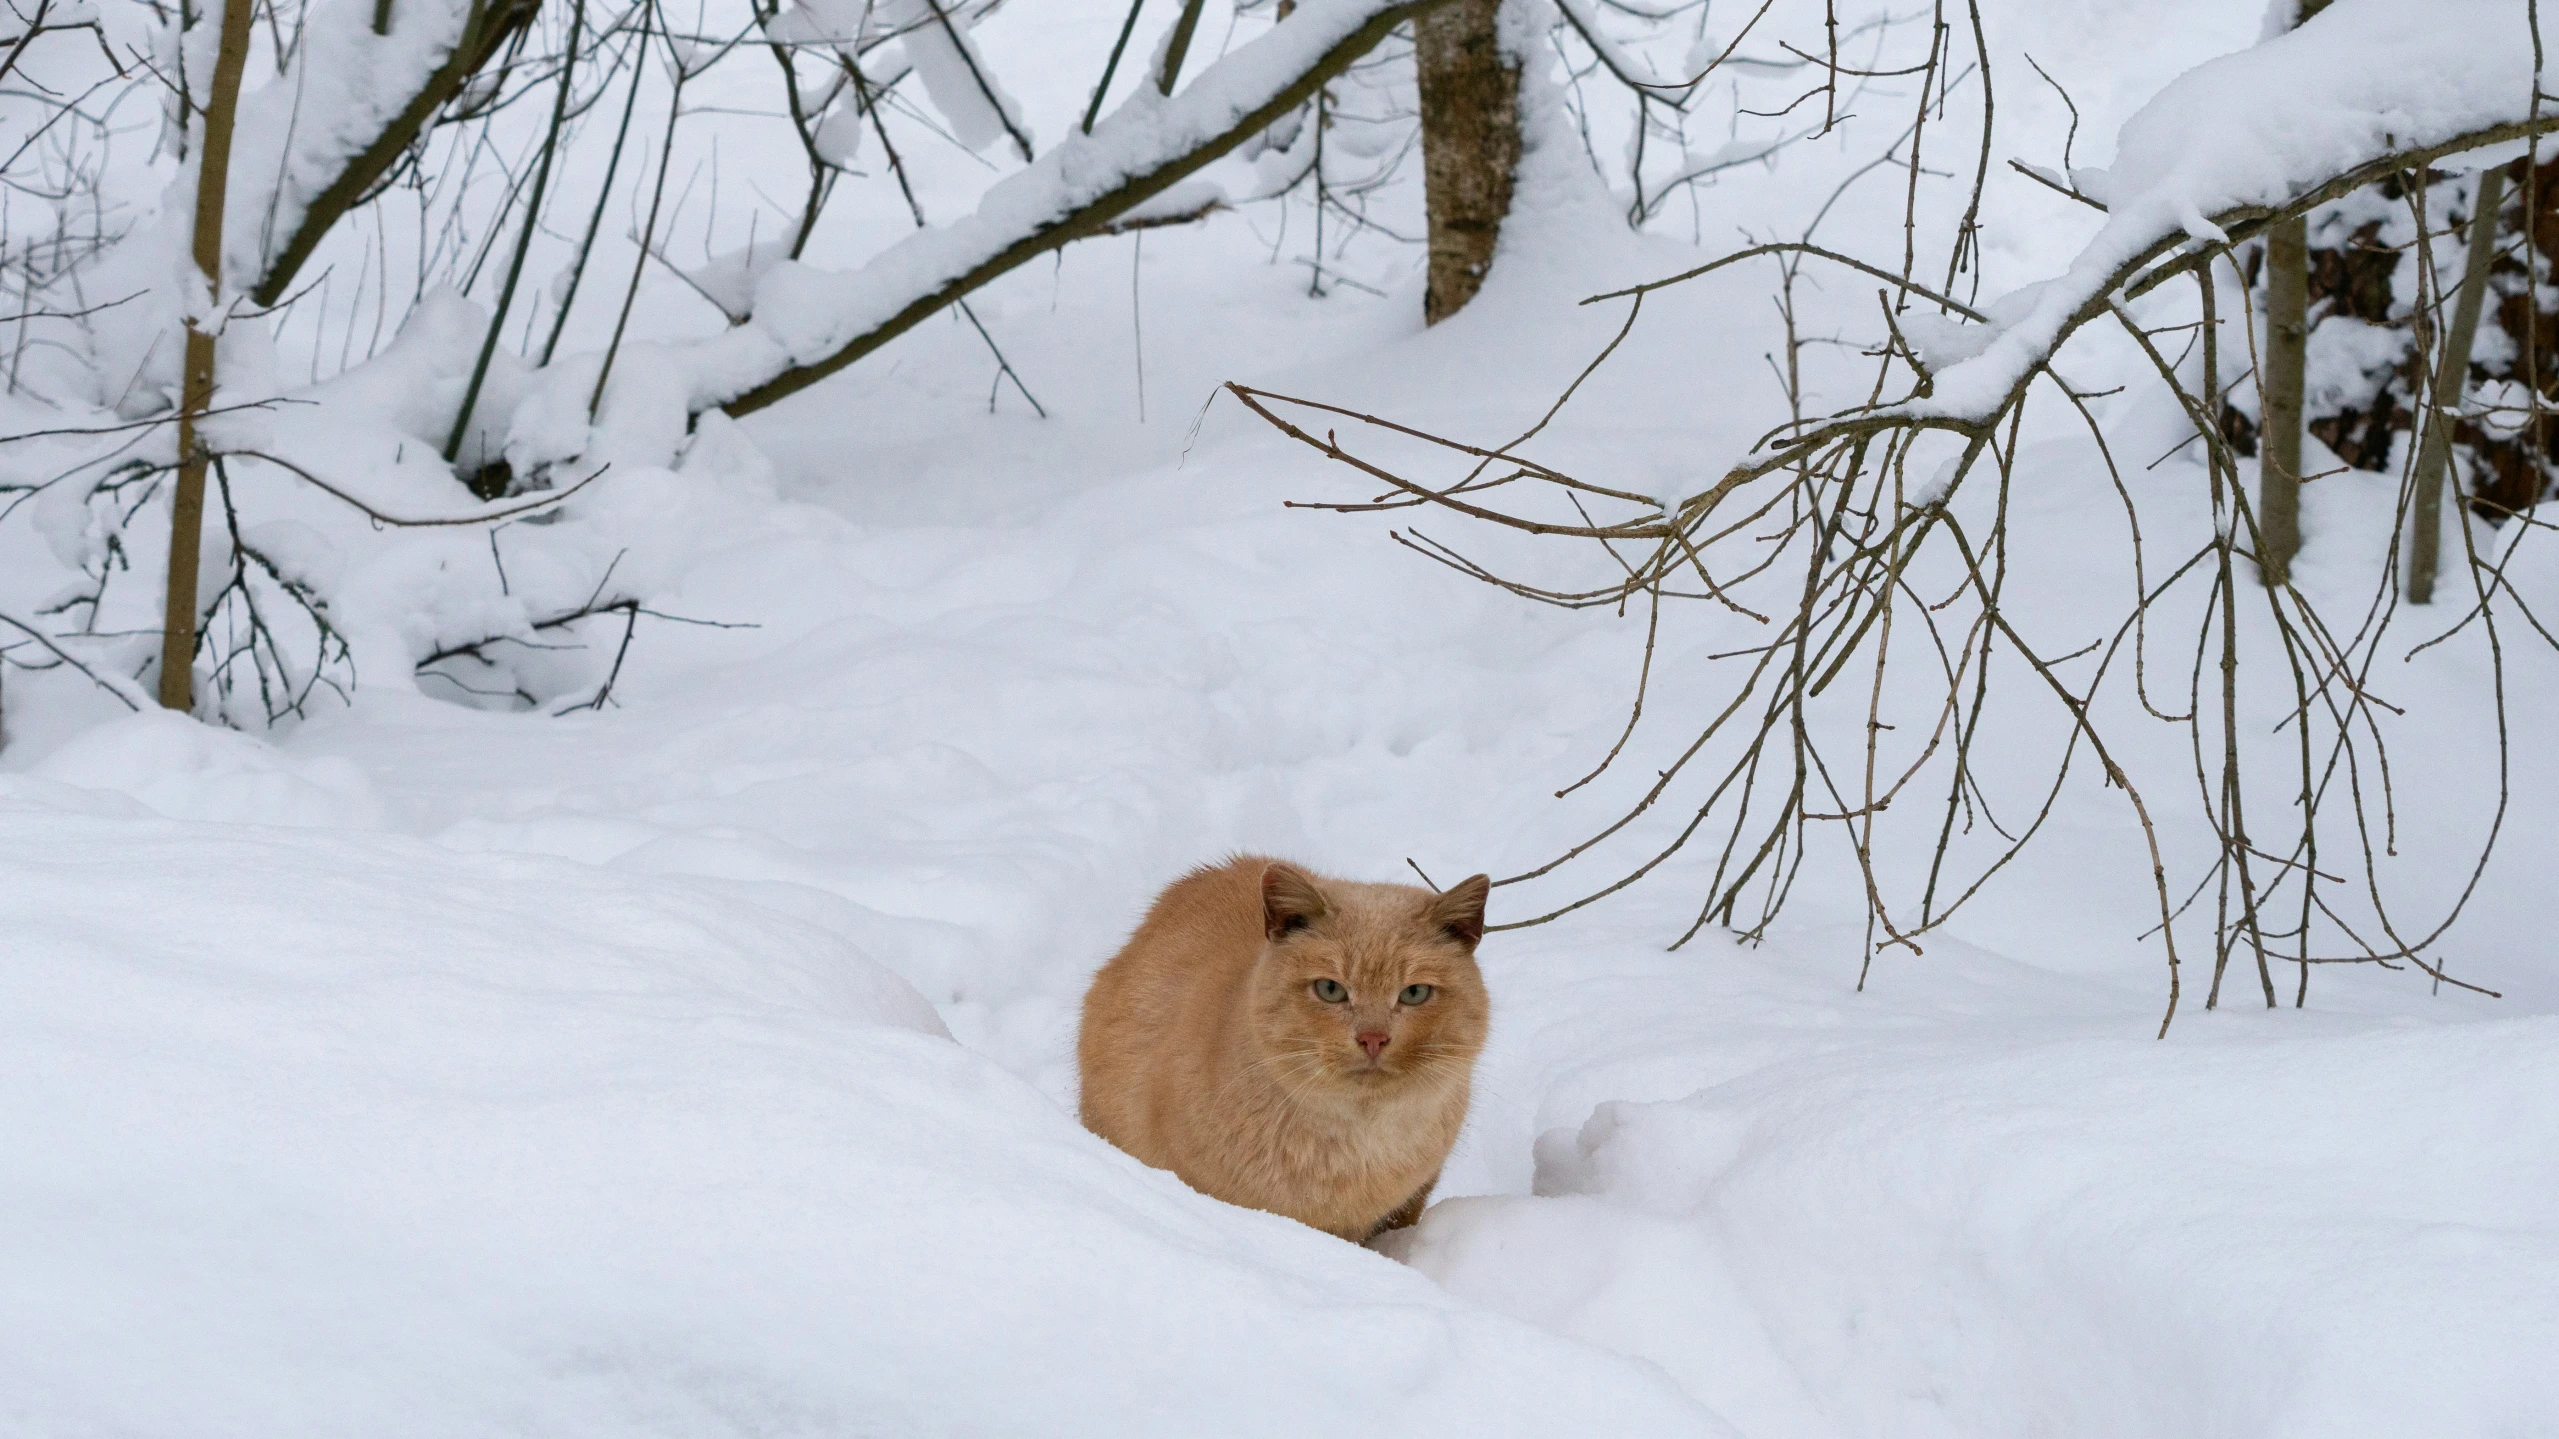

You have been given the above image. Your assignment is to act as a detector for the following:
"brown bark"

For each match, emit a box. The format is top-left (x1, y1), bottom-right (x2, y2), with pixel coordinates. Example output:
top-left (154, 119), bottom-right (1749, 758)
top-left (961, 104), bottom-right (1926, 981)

top-left (1414, 0), bottom-right (1517, 325)
top-left (160, 0), bottom-right (258, 712)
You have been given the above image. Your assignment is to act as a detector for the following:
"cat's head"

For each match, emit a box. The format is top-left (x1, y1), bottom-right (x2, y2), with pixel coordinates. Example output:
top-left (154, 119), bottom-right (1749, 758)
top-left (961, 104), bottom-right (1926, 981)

top-left (1249, 861), bottom-right (1491, 1095)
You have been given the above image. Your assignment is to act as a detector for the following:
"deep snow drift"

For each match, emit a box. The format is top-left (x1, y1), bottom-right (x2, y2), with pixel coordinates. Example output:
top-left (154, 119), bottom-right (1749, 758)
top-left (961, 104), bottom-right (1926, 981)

top-left (5, 0), bottom-right (2555, 1434)
top-left (0, 784), bottom-right (1713, 1436)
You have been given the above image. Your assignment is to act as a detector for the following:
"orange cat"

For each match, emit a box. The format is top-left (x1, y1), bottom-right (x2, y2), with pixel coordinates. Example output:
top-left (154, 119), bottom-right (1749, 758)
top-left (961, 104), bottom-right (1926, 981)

top-left (1077, 856), bottom-right (1492, 1241)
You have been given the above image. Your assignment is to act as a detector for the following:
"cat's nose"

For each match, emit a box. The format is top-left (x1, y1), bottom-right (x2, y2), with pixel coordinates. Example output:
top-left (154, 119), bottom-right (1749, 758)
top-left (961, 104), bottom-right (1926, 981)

top-left (1357, 1031), bottom-right (1389, 1059)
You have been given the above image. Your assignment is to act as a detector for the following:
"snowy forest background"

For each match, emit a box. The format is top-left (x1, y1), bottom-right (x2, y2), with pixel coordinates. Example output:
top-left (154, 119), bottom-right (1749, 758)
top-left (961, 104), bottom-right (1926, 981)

top-left (3, 0), bottom-right (2554, 1432)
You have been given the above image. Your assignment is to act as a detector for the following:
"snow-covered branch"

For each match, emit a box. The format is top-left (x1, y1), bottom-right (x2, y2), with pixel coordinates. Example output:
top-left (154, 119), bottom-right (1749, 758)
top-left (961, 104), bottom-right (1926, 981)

top-left (1848, 0), bottom-right (2544, 425)
top-left (241, 0), bottom-right (542, 306)
top-left (649, 0), bottom-right (1456, 418)
top-left (1643, 0), bottom-right (2557, 522)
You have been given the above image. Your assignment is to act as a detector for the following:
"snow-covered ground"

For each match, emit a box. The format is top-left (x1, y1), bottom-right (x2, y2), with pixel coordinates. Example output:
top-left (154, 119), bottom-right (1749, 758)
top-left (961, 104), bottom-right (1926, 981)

top-left (7, 0), bottom-right (2556, 1433)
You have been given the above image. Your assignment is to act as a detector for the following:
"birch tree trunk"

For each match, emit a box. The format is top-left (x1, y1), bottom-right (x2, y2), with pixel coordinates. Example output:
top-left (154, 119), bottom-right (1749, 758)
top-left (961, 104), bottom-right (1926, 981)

top-left (2260, 217), bottom-right (2309, 586)
top-left (159, 0), bottom-right (257, 712)
top-left (1414, 0), bottom-right (1518, 325)
top-left (2408, 164), bottom-right (2508, 605)
top-left (2256, 0), bottom-right (2331, 589)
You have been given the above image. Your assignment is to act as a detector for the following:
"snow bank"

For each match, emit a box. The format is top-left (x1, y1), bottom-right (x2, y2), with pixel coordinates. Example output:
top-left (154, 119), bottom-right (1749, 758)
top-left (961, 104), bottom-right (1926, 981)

top-left (1393, 957), bottom-right (2559, 1437)
top-left (0, 788), bottom-right (1722, 1437)
top-left (26, 708), bottom-right (389, 827)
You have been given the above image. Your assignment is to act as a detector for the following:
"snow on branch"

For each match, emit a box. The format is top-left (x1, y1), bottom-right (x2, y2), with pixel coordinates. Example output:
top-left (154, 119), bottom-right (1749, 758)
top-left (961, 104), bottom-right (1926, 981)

top-left (1586, 0), bottom-right (2559, 520)
top-left (900, 0), bottom-right (1035, 160)
top-left (1835, 0), bottom-right (2543, 431)
top-left (660, 0), bottom-right (1455, 418)
top-left (238, 0), bottom-right (541, 307)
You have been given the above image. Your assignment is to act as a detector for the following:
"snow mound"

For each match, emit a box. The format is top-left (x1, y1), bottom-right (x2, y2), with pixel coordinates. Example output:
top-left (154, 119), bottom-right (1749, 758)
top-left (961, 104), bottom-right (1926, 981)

top-left (1392, 1015), bottom-right (2559, 1437)
top-left (0, 804), bottom-right (1723, 1437)
top-left (25, 709), bottom-right (390, 829)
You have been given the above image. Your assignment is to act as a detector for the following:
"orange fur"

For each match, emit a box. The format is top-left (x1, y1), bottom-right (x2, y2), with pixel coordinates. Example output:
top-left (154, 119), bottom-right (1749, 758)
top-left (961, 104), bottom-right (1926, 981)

top-left (1077, 856), bottom-right (1491, 1241)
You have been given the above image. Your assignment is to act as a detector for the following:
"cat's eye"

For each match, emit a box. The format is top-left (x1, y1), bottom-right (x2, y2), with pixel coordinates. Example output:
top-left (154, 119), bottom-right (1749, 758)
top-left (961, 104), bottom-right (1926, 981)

top-left (1311, 978), bottom-right (1348, 1003)
top-left (1400, 984), bottom-right (1434, 1005)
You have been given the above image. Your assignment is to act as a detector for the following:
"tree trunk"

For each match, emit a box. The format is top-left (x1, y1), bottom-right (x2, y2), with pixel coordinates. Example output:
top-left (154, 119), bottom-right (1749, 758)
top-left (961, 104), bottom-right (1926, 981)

top-left (1414, 0), bottom-right (1518, 325)
top-left (2255, 0), bottom-right (2331, 589)
top-left (2408, 164), bottom-right (2507, 605)
top-left (159, 0), bottom-right (257, 712)
top-left (2260, 217), bottom-right (2308, 587)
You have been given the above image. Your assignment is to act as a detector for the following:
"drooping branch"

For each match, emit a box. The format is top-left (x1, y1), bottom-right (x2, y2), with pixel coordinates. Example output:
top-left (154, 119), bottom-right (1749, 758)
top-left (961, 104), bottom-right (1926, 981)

top-left (1233, 16), bottom-right (2559, 1034)
top-left (0, 611), bottom-right (146, 710)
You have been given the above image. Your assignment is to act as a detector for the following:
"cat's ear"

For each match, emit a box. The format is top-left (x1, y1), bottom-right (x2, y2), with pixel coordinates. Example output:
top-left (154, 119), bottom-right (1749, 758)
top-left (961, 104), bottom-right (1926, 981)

top-left (1262, 862), bottom-right (1329, 940)
top-left (1431, 874), bottom-right (1492, 947)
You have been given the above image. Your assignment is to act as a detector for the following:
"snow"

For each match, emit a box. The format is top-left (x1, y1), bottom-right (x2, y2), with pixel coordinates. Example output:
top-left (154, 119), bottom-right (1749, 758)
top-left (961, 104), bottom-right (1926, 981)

top-left (880, 0), bottom-right (1031, 158)
top-left (28, 707), bottom-right (388, 826)
top-left (2303, 313), bottom-right (2408, 419)
top-left (1392, 944), bottom-right (2559, 1436)
top-left (0, 759), bottom-right (1718, 1437)
top-left (5, 0), bottom-right (2557, 1433)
